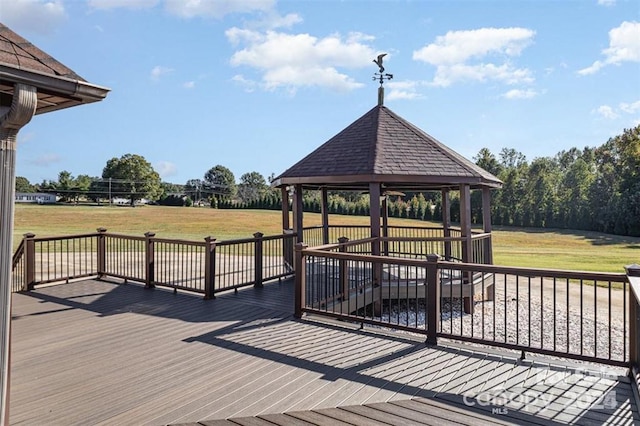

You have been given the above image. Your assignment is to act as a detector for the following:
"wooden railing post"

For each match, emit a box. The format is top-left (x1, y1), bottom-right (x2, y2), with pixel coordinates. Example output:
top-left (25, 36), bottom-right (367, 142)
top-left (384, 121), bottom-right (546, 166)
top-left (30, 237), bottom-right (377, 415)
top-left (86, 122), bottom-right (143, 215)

top-left (254, 232), bottom-right (264, 288)
top-left (96, 228), bottom-right (107, 279)
top-left (294, 242), bottom-right (308, 319)
top-left (23, 233), bottom-right (36, 291)
top-left (204, 236), bottom-right (216, 299)
top-left (426, 253), bottom-right (441, 345)
top-left (144, 232), bottom-right (156, 289)
top-left (626, 265), bottom-right (640, 376)
top-left (338, 237), bottom-right (349, 301)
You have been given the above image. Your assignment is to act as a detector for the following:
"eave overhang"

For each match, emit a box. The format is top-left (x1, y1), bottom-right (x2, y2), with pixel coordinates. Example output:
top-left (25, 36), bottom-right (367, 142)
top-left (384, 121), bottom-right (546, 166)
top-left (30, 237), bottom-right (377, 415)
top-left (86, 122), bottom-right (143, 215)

top-left (0, 65), bottom-right (110, 115)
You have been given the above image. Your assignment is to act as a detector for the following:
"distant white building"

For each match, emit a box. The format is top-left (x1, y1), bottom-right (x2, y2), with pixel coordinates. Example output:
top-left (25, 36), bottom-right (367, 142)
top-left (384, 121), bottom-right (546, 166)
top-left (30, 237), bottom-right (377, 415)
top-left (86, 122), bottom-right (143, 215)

top-left (14, 192), bottom-right (57, 204)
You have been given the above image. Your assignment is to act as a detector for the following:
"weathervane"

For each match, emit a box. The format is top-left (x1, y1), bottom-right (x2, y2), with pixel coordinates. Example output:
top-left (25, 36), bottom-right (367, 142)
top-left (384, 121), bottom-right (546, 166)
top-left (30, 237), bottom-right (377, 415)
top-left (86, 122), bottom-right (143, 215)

top-left (372, 53), bottom-right (393, 105)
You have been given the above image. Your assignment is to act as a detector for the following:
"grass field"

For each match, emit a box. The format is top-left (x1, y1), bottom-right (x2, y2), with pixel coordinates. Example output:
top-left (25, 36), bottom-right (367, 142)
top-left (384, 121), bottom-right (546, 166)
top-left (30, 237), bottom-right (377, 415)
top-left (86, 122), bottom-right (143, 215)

top-left (12, 204), bottom-right (640, 273)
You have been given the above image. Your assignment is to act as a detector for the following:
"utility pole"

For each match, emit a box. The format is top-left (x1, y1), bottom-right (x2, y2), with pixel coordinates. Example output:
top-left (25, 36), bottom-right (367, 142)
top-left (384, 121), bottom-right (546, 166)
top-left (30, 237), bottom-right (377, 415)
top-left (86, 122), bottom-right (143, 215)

top-left (108, 177), bottom-right (112, 205)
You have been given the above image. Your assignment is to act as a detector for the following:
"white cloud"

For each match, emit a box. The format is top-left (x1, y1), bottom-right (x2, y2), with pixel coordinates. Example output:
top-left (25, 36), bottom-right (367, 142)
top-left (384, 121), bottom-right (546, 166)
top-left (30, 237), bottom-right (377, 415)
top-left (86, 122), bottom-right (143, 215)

top-left (88, 0), bottom-right (158, 9)
top-left (502, 88), bottom-right (538, 99)
top-left (598, 0), bottom-right (616, 6)
top-left (88, 0), bottom-right (273, 18)
top-left (595, 99), bottom-right (640, 121)
top-left (150, 65), bottom-right (173, 81)
top-left (17, 131), bottom-right (36, 145)
top-left (578, 21), bottom-right (640, 75)
top-left (386, 81), bottom-right (423, 101)
top-left (595, 105), bottom-right (619, 119)
top-left (164, 0), bottom-right (273, 19)
top-left (154, 161), bottom-right (177, 178)
top-left (413, 27), bottom-right (536, 87)
top-left (620, 100), bottom-right (640, 114)
top-left (231, 75), bottom-right (258, 92)
top-left (183, 81), bottom-right (195, 89)
top-left (251, 12), bottom-right (303, 30)
top-left (30, 153), bottom-right (62, 166)
top-left (226, 29), bottom-right (376, 92)
top-left (1, 0), bottom-right (66, 35)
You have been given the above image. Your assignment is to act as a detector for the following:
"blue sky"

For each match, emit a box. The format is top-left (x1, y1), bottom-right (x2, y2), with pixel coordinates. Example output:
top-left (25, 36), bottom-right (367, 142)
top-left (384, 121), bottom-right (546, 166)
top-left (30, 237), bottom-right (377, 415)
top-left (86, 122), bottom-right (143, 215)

top-left (3, 0), bottom-right (639, 185)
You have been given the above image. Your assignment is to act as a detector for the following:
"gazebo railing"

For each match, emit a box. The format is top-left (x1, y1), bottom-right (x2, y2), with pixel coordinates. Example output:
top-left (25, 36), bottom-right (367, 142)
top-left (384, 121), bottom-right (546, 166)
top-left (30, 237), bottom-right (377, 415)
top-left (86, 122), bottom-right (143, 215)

top-left (295, 239), bottom-right (634, 368)
top-left (302, 224), bottom-right (490, 264)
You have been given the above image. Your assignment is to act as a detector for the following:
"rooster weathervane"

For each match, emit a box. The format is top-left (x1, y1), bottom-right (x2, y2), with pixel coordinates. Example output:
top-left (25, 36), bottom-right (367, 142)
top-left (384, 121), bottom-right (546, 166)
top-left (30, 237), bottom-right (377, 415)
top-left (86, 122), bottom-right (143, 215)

top-left (373, 53), bottom-right (393, 86)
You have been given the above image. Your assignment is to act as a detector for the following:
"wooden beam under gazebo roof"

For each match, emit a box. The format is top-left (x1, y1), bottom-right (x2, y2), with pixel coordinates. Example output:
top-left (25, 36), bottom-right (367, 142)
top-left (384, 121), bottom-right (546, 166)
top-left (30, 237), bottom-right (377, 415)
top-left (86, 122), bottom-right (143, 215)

top-left (273, 102), bottom-right (502, 265)
top-left (0, 22), bottom-right (110, 423)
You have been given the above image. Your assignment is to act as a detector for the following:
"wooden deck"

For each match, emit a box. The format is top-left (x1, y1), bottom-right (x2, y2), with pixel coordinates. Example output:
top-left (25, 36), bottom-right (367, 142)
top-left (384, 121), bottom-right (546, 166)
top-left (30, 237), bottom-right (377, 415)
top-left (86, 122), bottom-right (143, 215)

top-left (9, 278), bottom-right (640, 425)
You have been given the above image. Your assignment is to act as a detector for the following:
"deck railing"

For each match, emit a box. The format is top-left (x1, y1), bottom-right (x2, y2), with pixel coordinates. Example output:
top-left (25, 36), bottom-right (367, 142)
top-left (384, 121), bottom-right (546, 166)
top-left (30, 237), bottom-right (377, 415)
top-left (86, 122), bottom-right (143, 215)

top-left (295, 238), bottom-right (634, 368)
top-left (627, 266), bottom-right (640, 384)
top-left (302, 225), bottom-right (490, 264)
top-left (11, 229), bottom-right (297, 297)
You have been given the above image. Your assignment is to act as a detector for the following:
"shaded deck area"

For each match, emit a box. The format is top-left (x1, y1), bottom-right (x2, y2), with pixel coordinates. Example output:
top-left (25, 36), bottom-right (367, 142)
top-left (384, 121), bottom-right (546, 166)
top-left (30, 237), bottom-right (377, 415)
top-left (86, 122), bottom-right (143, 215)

top-left (10, 279), bottom-right (639, 425)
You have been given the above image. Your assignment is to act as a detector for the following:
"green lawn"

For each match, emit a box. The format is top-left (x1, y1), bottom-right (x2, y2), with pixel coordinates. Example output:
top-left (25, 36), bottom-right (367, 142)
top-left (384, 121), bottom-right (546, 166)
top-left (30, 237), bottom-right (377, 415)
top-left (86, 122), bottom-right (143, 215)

top-left (12, 204), bottom-right (640, 273)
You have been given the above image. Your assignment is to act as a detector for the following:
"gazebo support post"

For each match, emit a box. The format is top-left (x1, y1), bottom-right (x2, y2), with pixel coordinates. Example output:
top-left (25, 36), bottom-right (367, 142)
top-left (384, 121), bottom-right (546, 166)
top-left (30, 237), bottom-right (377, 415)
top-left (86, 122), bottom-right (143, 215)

top-left (382, 195), bottom-right (389, 256)
top-left (293, 184), bottom-right (304, 243)
top-left (369, 183), bottom-right (382, 316)
top-left (460, 185), bottom-right (472, 263)
top-left (0, 83), bottom-right (37, 425)
top-left (321, 187), bottom-right (329, 244)
top-left (482, 188), bottom-right (493, 265)
top-left (280, 187), bottom-right (290, 232)
top-left (441, 190), bottom-right (451, 260)
top-left (482, 187), bottom-right (495, 300)
top-left (460, 184), bottom-right (473, 314)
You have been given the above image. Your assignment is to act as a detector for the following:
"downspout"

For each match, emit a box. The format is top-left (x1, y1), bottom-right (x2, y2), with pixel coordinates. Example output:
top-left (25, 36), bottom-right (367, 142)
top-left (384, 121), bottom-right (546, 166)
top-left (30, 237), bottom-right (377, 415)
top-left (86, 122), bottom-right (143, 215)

top-left (0, 83), bottom-right (37, 425)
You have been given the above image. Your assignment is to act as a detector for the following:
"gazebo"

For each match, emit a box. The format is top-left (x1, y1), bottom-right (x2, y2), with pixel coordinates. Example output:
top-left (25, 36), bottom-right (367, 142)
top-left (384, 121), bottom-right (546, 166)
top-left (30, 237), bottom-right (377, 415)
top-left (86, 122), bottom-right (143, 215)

top-left (272, 92), bottom-right (502, 265)
top-left (0, 23), bottom-right (109, 422)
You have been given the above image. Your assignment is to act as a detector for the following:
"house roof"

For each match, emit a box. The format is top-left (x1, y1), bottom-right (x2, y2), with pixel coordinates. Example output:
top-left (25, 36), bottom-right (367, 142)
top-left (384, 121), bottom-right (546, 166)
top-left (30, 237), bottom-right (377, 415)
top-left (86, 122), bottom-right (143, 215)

top-left (0, 22), bottom-right (109, 114)
top-left (273, 105), bottom-right (502, 191)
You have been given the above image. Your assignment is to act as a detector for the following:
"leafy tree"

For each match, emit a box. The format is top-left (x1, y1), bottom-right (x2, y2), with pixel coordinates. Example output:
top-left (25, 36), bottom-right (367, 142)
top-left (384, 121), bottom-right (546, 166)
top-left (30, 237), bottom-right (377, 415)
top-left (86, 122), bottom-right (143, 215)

top-left (67, 174), bottom-right (93, 203)
top-left (474, 148), bottom-right (503, 176)
top-left (56, 170), bottom-right (74, 202)
top-left (184, 179), bottom-right (204, 204)
top-left (494, 150), bottom-right (528, 226)
top-left (102, 154), bottom-right (162, 205)
top-left (204, 165), bottom-right (236, 202)
top-left (88, 179), bottom-right (108, 203)
top-left (522, 157), bottom-right (559, 227)
top-left (238, 171), bottom-right (267, 203)
top-left (15, 176), bottom-right (35, 193)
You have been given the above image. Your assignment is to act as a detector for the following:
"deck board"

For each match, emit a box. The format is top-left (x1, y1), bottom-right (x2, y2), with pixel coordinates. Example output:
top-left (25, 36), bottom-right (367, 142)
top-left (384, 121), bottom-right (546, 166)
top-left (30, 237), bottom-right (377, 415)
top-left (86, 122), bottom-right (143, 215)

top-left (9, 278), bottom-right (639, 426)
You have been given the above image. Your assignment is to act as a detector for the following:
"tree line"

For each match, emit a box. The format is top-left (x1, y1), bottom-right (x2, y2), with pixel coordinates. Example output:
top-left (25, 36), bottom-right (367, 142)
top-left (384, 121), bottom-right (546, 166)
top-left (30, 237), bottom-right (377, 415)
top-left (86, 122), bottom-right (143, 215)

top-left (15, 125), bottom-right (639, 236)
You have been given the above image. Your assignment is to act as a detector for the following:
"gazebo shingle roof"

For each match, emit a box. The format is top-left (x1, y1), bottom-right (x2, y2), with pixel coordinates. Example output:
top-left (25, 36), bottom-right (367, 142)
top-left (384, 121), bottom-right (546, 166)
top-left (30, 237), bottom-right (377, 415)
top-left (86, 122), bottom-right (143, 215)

top-left (0, 22), bottom-right (109, 114)
top-left (0, 24), bottom-right (85, 81)
top-left (274, 105), bottom-right (502, 190)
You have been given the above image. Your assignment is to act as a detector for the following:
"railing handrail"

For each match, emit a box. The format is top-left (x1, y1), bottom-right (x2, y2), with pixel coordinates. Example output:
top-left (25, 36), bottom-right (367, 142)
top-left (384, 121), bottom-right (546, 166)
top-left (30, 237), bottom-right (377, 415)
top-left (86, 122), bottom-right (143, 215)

top-left (11, 239), bottom-right (25, 270)
top-left (302, 246), bottom-right (627, 283)
top-left (470, 232), bottom-right (492, 239)
top-left (19, 232), bottom-right (101, 242)
top-left (380, 236), bottom-right (466, 243)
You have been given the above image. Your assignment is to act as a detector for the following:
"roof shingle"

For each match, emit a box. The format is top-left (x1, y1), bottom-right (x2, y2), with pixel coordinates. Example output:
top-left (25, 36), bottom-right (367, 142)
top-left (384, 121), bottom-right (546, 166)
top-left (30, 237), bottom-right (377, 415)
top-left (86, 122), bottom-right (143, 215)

top-left (275, 105), bottom-right (502, 189)
top-left (0, 23), bottom-right (85, 81)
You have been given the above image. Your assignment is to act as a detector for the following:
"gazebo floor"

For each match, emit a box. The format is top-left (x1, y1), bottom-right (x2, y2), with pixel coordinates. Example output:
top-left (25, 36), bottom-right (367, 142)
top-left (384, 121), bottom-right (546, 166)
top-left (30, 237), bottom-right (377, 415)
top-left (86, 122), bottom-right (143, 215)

top-left (9, 278), bottom-right (639, 425)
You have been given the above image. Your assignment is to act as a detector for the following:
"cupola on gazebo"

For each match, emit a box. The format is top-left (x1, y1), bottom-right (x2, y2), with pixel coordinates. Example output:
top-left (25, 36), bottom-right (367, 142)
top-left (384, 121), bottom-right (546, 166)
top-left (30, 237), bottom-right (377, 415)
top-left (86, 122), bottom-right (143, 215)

top-left (272, 70), bottom-right (502, 267)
